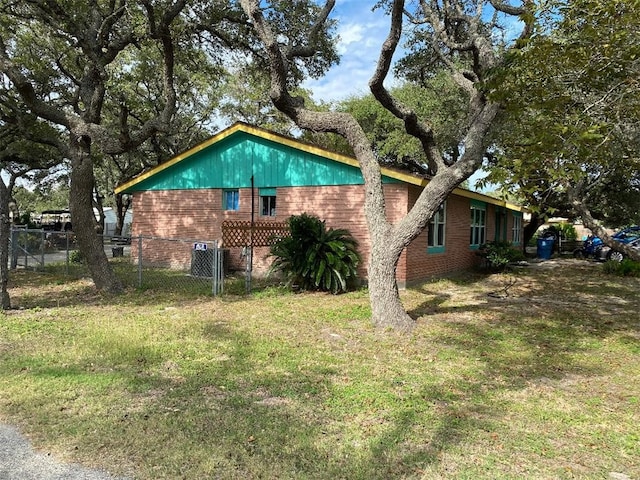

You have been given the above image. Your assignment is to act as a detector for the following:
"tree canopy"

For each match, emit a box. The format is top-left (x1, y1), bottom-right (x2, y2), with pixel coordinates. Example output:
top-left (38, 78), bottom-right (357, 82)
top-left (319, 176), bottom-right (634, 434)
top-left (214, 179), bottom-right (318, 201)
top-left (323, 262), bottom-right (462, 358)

top-left (3, 0), bottom-right (638, 318)
top-left (486, 0), bottom-right (640, 232)
top-left (338, 74), bottom-right (469, 175)
top-left (0, 0), bottom-right (276, 291)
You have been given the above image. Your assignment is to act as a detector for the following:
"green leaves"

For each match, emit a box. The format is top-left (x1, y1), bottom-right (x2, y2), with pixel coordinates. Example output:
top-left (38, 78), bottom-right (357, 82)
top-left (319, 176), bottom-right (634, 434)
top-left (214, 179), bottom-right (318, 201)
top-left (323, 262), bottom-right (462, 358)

top-left (338, 76), bottom-right (469, 170)
top-left (269, 213), bottom-right (361, 294)
top-left (485, 0), bottom-right (640, 225)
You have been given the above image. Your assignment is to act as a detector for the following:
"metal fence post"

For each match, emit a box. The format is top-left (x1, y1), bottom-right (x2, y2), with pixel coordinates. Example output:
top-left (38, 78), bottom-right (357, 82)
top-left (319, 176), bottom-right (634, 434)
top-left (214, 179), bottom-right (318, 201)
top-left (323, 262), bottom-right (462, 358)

top-left (40, 230), bottom-right (45, 270)
top-left (137, 236), bottom-right (143, 288)
top-left (215, 240), bottom-right (225, 296)
top-left (10, 228), bottom-right (18, 269)
top-left (65, 231), bottom-right (70, 276)
top-left (22, 230), bottom-right (27, 269)
top-left (211, 240), bottom-right (217, 296)
top-left (219, 245), bottom-right (224, 295)
top-left (245, 246), bottom-right (252, 293)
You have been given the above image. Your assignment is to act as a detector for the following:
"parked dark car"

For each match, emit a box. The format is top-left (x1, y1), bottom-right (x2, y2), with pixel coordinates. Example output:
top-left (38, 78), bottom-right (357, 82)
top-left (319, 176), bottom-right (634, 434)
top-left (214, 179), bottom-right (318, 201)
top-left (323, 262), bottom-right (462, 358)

top-left (599, 226), bottom-right (640, 262)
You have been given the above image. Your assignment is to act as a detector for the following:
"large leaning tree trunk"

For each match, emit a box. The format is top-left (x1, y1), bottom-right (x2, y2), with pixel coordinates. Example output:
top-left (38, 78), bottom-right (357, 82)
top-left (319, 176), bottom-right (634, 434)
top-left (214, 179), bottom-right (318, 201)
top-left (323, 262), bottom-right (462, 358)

top-left (569, 184), bottom-right (640, 262)
top-left (239, 0), bottom-right (533, 330)
top-left (69, 138), bottom-right (122, 290)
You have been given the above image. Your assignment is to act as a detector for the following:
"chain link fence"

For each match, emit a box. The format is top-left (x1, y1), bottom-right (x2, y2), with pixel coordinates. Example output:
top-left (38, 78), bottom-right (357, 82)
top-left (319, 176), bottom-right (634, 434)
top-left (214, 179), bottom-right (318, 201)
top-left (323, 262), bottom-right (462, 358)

top-left (10, 228), bottom-right (233, 295)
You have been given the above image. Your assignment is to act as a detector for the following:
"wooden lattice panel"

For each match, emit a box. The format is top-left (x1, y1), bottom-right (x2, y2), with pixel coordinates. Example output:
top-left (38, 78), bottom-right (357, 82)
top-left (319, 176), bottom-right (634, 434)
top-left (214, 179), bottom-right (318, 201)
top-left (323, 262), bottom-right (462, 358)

top-left (222, 220), bottom-right (290, 247)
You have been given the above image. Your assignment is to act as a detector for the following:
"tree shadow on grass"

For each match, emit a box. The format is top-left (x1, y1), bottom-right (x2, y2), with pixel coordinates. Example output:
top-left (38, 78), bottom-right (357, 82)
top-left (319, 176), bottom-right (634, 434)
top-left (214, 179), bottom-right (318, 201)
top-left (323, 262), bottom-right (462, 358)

top-left (3, 301), bottom-right (636, 479)
top-left (0, 321), bottom-right (339, 478)
top-left (331, 268), bottom-right (640, 477)
top-left (4, 264), bottom-right (639, 478)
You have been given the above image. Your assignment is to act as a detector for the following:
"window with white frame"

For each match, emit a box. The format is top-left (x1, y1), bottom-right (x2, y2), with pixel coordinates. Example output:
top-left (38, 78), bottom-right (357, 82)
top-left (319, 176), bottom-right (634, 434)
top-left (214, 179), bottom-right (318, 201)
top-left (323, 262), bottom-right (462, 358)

top-left (260, 188), bottom-right (276, 217)
top-left (470, 202), bottom-right (486, 247)
top-left (512, 212), bottom-right (522, 244)
top-left (428, 202), bottom-right (446, 252)
top-left (223, 189), bottom-right (239, 211)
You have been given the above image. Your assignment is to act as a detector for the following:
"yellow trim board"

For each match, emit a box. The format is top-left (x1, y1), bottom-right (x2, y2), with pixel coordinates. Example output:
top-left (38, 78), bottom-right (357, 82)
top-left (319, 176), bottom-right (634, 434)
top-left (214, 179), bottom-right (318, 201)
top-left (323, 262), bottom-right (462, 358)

top-left (451, 187), bottom-right (527, 212)
top-left (115, 122), bottom-right (408, 194)
top-left (114, 122), bottom-right (525, 212)
top-left (115, 123), bottom-right (246, 194)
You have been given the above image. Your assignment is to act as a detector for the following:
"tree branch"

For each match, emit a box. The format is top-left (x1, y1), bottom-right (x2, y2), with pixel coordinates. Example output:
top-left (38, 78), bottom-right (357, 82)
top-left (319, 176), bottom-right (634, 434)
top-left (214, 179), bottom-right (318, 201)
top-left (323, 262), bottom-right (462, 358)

top-left (287, 0), bottom-right (335, 58)
top-left (0, 38), bottom-right (71, 128)
top-left (568, 181), bottom-right (640, 261)
top-left (488, 0), bottom-right (526, 16)
top-left (239, 0), bottom-right (390, 230)
top-left (370, 0), bottom-right (446, 173)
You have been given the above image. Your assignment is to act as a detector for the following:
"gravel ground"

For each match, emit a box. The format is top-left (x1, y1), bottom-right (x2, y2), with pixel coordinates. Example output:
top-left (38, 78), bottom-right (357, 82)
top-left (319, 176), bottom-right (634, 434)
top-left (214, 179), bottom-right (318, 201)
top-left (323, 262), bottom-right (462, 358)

top-left (0, 424), bottom-right (128, 480)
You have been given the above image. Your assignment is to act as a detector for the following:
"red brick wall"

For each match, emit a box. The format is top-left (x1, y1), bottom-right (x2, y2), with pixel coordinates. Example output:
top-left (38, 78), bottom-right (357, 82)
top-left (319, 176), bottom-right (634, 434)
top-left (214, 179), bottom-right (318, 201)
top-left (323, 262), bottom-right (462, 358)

top-left (133, 189), bottom-right (222, 239)
top-left (277, 185), bottom-right (366, 278)
top-left (401, 187), bottom-right (523, 286)
top-left (132, 189), bottom-right (271, 272)
top-left (277, 184), bottom-right (408, 280)
top-left (402, 191), bottom-right (479, 285)
top-left (130, 185), bottom-right (522, 285)
top-left (131, 185), bottom-right (404, 279)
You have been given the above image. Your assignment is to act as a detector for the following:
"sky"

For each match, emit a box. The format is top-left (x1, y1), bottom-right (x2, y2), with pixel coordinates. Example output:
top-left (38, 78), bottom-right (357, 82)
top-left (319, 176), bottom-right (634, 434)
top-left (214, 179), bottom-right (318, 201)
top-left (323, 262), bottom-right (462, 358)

top-left (302, 1), bottom-right (523, 103)
top-left (301, 1), bottom-right (396, 103)
top-left (300, 0), bottom-right (492, 189)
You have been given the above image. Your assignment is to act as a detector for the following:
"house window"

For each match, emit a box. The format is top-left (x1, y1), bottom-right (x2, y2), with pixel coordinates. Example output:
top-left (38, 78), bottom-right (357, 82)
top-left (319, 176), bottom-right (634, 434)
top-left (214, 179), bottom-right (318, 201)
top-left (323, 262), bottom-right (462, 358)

top-left (224, 189), bottom-right (239, 211)
top-left (428, 202), bottom-right (446, 253)
top-left (512, 213), bottom-right (522, 245)
top-left (470, 201), bottom-right (486, 248)
top-left (260, 188), bottom-right (276, 217)
top-left (495, 208), bottom-right (507, 241)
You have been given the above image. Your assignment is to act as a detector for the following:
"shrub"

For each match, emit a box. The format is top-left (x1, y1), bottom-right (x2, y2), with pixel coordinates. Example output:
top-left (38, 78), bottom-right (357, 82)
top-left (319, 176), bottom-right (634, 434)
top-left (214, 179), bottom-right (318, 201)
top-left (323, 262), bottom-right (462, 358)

top-left (478, 241), bottom-right (525, 271)
top-left (602, 259), bottom-right (640, 277)
top-left (269, 213), bottom-right (361, 294)
top-left (69, 249), bottom-right (85, 264)
top-left (557, 222), bottom-right (578, 241)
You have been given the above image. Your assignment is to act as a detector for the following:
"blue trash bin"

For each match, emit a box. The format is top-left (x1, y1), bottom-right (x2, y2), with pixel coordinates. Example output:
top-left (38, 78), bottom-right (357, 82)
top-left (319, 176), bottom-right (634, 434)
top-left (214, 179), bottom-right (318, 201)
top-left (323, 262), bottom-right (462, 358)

top-left (537, 238), bottom-right (555, 259)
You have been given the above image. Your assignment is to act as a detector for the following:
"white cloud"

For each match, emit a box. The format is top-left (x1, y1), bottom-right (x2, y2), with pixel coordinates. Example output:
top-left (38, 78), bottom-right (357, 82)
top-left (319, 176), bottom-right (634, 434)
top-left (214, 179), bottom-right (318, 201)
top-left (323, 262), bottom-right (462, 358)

top-left (336, 23), bottom-right (365, 55)
top-left (304, 5), bottom-right (397, 103)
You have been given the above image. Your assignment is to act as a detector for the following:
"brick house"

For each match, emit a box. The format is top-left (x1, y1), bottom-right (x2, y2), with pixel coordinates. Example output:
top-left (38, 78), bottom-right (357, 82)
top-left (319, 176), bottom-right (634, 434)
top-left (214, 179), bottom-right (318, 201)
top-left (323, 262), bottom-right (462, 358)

top-left (115, 122), bottom-right (524, 287)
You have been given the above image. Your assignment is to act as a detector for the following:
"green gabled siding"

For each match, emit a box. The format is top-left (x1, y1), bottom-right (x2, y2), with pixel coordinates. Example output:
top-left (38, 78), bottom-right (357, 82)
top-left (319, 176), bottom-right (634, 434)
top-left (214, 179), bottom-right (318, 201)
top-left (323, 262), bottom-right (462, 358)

top-left (126, 132), bottom-right (394, 192)
top-left (259, 187), bottom-right (276, 196)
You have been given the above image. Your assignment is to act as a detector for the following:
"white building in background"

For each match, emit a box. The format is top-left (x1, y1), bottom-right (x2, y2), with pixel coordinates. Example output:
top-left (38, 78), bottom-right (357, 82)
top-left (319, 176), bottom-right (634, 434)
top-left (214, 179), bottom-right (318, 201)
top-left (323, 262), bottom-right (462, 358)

top-left (95, 207), bottom-right (133, 236)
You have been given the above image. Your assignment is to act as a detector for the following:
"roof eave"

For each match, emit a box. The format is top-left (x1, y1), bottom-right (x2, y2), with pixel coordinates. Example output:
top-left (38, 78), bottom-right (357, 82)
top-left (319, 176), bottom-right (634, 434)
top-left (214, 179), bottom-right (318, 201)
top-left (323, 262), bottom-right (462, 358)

top-left (114, 122), bottom-right (526, 212)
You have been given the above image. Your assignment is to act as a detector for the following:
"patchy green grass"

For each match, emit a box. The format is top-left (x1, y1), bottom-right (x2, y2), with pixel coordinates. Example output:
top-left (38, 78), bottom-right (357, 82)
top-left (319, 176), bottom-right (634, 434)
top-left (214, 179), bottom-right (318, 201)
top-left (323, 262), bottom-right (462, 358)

top-left (1, 259), bottom-right (639, 479)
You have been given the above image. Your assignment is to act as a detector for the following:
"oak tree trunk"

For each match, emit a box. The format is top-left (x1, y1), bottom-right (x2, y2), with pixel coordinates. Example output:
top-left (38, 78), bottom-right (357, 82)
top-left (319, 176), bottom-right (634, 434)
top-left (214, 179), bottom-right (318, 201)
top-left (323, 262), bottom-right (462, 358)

top-left (367, 239), bottom-right (415, 331)
top-left (69, 139), bottom-right (123, 293)
top-left (237, 0), bottom-right (522, 331)
top-left (569, 187), bottom-right (640, 262)
top-left (0, 178), bottom-right (11, 309)
top-left (523, 212), bottom-right (544, 253)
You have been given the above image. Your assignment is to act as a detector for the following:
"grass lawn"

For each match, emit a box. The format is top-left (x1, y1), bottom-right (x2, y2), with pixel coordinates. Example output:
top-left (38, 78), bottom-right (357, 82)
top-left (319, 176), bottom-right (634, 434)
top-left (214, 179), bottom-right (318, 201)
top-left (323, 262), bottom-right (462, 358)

top-left (0, 259), bottom-right (638, 479)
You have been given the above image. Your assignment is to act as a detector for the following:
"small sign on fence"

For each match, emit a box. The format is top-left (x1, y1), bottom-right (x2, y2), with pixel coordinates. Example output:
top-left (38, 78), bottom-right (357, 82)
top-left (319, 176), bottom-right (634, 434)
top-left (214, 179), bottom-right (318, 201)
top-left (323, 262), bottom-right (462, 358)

top-left (193, 242), bottom-right (208, 251)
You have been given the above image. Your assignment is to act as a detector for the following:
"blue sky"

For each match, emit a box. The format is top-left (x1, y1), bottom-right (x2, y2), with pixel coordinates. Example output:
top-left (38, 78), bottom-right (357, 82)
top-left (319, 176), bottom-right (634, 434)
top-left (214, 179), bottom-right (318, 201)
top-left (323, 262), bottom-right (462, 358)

top-left (302, 1), bottom-right (524, 104)
top-left (300, 0), bottom-right (491, 186)
top-left (302, 1), bottom-right (395, 103)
